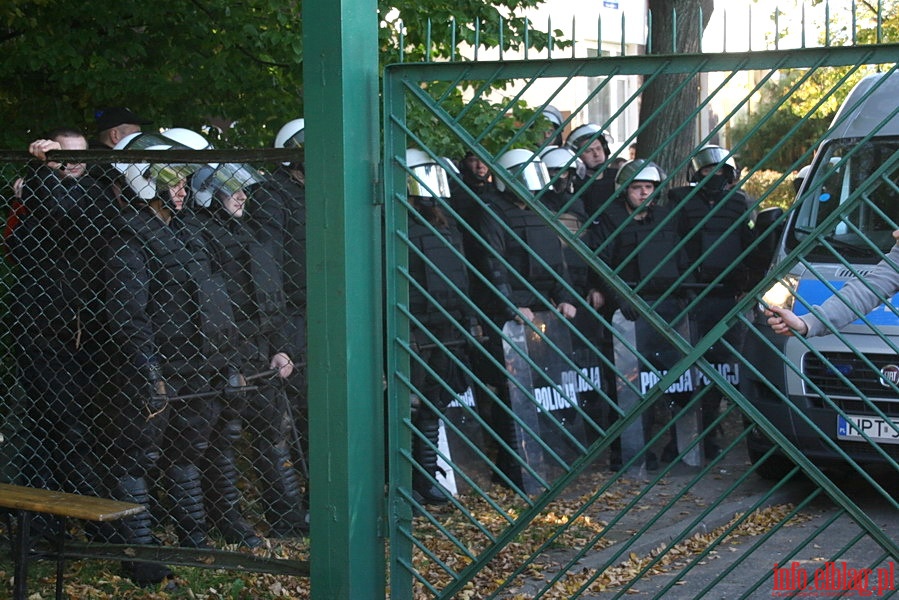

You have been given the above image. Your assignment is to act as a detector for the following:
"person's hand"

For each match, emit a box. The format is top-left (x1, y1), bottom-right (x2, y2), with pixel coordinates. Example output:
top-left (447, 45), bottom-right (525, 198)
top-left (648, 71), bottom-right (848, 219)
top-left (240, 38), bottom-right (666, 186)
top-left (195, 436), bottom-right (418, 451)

top-left (557, 302), bottom-right (577, 319)
top-left (765, 305), bottom-right (808, 337)
top-left (28, 139), bottom-right (62, 162)
top-left (587, 289), bottom-right (605, 309)
top-left (12, 177), bottom-right (24, 199)
top-left (892, 229), bottom-right (899, 245)
top-left (270, 352), bottom-right (294, 379)
top-left (619, 301), bottom-right (640, 321)
top-left (225, 371), bottom-right (249, 400)
top-left (515, 307), bottom-right (535, 323)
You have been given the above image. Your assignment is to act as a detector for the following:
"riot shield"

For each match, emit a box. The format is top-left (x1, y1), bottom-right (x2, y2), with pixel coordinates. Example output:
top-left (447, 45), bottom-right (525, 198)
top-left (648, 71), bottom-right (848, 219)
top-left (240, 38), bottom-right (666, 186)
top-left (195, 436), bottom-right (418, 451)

top-left (611, 303), bottom-right (700, 476)
top-left (569, 308), bottom-right (608, 445)
top-left (501, 311), bottom-right (587, 495)
top-left (638, 312), bottom-right (702, 468)
top-left (441, 387), bottom-right (490, 495)
top-left (690, 297), bottom-right (745, 462)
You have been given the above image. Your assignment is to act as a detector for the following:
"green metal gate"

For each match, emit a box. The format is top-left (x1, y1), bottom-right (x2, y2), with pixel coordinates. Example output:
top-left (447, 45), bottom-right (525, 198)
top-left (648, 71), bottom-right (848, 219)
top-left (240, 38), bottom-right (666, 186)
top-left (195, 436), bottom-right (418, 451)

top-left (383, 7), bottom-right (899, 599)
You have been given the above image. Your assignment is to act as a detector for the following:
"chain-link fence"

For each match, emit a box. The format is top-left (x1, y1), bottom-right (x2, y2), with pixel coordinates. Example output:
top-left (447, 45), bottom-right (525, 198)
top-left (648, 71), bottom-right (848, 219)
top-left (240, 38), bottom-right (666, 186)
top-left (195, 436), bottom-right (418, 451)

top-left (0, 139), bottom-right (309, 587)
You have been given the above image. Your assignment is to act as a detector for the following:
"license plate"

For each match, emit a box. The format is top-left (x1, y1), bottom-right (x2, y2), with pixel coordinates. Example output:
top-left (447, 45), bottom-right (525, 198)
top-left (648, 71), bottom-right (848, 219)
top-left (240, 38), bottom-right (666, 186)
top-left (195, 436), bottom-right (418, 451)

top-left (837, 414), bottom-right (899, 444)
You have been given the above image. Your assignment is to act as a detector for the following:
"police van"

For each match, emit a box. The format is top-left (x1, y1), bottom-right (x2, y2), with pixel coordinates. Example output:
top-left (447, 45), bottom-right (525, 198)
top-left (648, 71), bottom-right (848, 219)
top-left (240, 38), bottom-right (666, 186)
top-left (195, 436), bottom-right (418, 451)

top-left (742, 71), bottom-right (899, 478)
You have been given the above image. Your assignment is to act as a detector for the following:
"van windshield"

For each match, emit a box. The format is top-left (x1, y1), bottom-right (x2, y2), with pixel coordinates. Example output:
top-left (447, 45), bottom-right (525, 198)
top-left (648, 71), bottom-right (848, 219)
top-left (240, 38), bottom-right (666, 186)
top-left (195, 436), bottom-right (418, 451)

top-left (788, 138), bottom-right (899, 262)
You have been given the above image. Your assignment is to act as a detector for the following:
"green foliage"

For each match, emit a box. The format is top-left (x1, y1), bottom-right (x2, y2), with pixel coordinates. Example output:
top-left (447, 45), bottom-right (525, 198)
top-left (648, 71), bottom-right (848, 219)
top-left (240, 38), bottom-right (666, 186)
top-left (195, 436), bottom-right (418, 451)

top-left (379, 0), bottom-right (568, 65)
top-left (743, 169), bottom-right (796, 212)
top-left (727, 70), bottom-right (834, 173)
top-left (405, 82), bottom-right (550, 159)
top-left (0, 0), bottom-right (565, 150)
top-left (728, 1), bottom-right (899, 173)
top-left (1, 1), bottom-right (305, 148)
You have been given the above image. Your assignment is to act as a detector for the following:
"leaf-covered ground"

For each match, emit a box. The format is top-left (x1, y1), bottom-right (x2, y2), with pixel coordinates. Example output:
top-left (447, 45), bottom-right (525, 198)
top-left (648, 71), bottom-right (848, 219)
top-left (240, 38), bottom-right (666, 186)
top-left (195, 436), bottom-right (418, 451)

top-left (0, 470), bottom-right (814, 599)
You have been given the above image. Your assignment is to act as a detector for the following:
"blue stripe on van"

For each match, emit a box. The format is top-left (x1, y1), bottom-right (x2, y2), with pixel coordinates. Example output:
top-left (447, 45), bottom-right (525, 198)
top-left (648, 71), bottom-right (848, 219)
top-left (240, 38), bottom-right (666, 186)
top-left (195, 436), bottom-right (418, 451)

top-left (795, 280), bottom-right (899, 325)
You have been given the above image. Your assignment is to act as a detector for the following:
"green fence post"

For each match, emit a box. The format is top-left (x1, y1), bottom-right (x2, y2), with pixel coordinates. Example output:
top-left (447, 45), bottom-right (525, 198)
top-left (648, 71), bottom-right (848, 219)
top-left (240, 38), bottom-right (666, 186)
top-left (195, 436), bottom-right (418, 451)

top-left (304, 0), bottom-right (384, 598)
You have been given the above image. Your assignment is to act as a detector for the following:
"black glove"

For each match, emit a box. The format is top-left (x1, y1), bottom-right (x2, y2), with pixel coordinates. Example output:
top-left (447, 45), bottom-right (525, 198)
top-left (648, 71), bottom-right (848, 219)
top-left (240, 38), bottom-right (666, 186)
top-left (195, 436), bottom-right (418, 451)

top-left (224, 369), bottom-right (250, 401)
top-left (144, 362), bottom-right (167, 399)
top-left (617, 297), bottom-right (640, 321)
top-left (140, 362), bottom-right (168, 418)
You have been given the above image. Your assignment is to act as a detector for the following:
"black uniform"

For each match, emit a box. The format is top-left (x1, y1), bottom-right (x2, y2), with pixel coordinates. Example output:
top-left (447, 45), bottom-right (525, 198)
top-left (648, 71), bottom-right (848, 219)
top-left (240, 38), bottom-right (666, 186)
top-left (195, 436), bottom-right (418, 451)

top-left (104, 206), bottom-right (237, 552)
top-left (245, 167), bottom-right (308, 462)
top-left (407, 206), bottom-right (474, 503)
top-left (595, 200), bottom-right (692, 355)
top-left (247, 167), bottom-right (307, 363)
top-left (541, 187), bottom-right (590, 297)
top-left (596, 199), bottom-right (693, 469)
top-left (669, 184), bottom-right (755, 292)
top-left (669, 182), bottom-right (756, 456)
top-left (186, 205), bottom-right (308, 539)
top-left (575, 167), bottom-right (618, 229)
top-left (8, 163), bottom-right (113, 500)
top-left (475, 194), bottom-right (579, 484)
top-left (478, 195), bottom-right (578, 327)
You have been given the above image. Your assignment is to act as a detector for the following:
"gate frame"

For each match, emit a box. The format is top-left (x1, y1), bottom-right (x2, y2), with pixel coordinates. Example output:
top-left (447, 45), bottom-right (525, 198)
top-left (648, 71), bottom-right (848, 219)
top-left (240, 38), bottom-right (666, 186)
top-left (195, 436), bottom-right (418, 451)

top-left (382, 43), bottom-right (899, 599)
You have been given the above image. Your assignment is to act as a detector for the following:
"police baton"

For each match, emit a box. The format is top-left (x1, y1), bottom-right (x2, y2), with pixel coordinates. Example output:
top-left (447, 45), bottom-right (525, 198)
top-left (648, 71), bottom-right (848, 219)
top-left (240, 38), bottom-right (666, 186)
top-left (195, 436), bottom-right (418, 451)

top-left (234, 365), bottom-right (310, 480)
top-left (160, 383), bottom-right (261, 402)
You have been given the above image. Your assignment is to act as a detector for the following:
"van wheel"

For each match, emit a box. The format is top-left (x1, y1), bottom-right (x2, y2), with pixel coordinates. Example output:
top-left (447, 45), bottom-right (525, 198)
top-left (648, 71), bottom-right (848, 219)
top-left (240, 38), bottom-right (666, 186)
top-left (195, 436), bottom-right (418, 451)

top-left (747, 444), bottom-right (796, 480)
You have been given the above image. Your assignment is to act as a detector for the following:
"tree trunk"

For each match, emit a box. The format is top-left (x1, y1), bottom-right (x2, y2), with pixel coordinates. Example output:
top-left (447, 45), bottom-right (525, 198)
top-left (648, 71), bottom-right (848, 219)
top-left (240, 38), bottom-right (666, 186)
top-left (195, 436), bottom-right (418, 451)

top-left (639, 0), bottom-right (714, 185)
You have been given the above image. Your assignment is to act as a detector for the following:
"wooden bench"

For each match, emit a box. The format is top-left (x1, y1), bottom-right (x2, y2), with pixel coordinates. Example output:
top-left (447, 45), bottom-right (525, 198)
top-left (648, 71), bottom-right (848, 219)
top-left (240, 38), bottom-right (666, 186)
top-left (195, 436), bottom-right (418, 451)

top-left (0, 482), bottom-right (146, 600)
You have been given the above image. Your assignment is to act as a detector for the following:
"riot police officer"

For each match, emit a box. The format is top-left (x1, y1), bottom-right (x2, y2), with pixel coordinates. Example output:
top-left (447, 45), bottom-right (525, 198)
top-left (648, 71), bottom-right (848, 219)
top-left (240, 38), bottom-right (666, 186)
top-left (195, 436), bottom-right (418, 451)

top-left (596, 159), bottom-right (693, 470)
top-left (189, 162), bottom-right (308, 540)
top-left (540, 105), bottom-right (565, 146)
top-left (103, 146), bottom-right (235, 585)
top-left (475, 148), bottom-right (578, 486)
top-left (241, 119), bottom-right (310, 532)
top-left (405, 149), bottom-right (477, 504)
top-left (565, 123), bottom-right (619, 229)
top-left (669, 144), bottom-right (756, 459)
top-left (538, 145), bottom-right (590, 296)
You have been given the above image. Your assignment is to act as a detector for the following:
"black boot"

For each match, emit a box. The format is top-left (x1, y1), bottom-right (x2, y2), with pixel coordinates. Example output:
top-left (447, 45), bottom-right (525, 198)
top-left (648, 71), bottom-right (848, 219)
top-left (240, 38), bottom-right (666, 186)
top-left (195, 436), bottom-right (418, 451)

top-left (202, 450), bottom-right (262, 547)
top-left (165, 464), bottom-right (211, 549)
top-left (491, 415), bottom-right (525, 489)
top-left (111, 475), bottom-right (175, 588)
top-left (256, 442), bottom-right (309, 537)
top-left (413, 416), bottom-right (450, 505)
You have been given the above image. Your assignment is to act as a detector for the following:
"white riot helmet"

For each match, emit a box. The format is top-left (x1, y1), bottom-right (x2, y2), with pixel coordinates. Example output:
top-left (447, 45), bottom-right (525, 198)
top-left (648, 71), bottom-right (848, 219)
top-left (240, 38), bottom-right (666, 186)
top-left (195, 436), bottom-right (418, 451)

top-left (406, 148), bottom-right (451, 199)
top-left (495, 148), bottom-right (550, 193)
top-left (565, 123), bottom-right (612, 155)
top-left (163, 127), bottom-right (213, 150)
top-left (539, 145), bottom-right (587, 180)
top-left (539, 145), bottom-right (585, 194)
top-left (191, 162), bottom-right (265, 208)
top-left (113, 131), bottom-right (183, 151)
top-left (615, 159), bottom-right (666, 191)
top-left (542, 105), bottom-right (563, 128)
top-left (688, 144), bottom-right (738, 183)
top-left (274, 118), bottom-right (305, 166)
top-left (112, 144), bottom-right (198, 203)
top-left (440, 156), bottom-right (460, 176)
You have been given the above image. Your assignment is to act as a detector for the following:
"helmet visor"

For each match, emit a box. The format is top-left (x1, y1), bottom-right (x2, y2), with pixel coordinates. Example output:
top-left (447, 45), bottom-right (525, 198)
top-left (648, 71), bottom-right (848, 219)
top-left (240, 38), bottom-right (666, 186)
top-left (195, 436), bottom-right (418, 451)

top-left (151, 162), bottom-right (200, 189)
top-left (208, 163), bottom-right (265, 196)
top-left (283, 129), bottom-right (305, 149)
top-left (515, 161), bottom-right (551, 192)
top-left (125, 132), bottom-right (188, 150)
top-left (407, 163), bottom-right (451, 198)
top-left (691, 146), bottom-right (735, 172)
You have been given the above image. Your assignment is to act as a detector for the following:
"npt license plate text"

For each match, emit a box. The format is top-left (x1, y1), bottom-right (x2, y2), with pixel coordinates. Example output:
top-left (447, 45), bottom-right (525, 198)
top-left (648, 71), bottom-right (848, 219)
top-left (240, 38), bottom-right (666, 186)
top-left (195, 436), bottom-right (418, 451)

top-left (837, 414), bottom-right (899, 444)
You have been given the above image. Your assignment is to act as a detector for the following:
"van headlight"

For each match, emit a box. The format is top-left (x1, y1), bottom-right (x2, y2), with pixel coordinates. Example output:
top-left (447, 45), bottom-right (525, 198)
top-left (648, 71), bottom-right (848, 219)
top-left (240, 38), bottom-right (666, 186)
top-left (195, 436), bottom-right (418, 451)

top-left (760, 274), bottom-right (800, 311)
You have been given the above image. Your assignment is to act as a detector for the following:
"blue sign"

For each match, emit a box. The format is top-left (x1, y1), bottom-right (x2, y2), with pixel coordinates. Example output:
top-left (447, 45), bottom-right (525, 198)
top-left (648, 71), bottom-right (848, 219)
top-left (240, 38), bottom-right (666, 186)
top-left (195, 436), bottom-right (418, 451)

top-left (794, 280), bottom-right (899, 326)
top-left (603, 1), bottom-right (619, 8)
